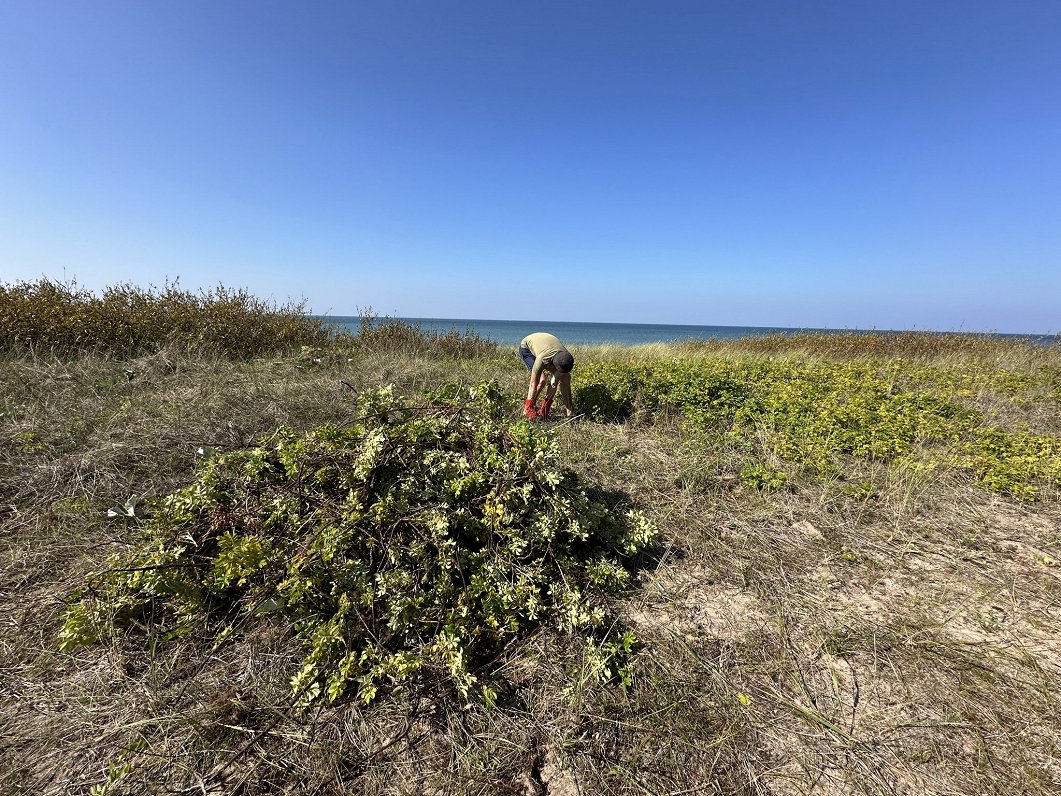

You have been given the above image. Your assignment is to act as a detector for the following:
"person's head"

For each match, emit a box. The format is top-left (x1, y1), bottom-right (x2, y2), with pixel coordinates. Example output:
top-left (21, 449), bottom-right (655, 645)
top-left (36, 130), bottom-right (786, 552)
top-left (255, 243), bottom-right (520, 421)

top-left (552, 350), bottom-right (574, 374)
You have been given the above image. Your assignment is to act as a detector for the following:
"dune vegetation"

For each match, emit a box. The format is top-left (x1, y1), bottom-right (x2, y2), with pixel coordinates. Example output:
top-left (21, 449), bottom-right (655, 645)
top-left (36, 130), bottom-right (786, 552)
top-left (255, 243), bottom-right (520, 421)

top-left (2, 280), bottom-right (1060, 795)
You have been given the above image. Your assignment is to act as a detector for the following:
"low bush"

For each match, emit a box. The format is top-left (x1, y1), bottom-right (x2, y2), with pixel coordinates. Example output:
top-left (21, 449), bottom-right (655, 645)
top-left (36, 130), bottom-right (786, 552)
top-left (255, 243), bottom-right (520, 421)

top-left (574, 358), bottom-right (1061, 499)
top-left (60, 381), bottom-right (656, 705)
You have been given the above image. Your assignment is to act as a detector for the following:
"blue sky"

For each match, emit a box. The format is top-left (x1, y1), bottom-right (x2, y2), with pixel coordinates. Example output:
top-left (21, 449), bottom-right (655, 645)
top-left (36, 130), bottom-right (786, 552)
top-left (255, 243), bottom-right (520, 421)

top-left (1, 1), bottom-right (1058, 332)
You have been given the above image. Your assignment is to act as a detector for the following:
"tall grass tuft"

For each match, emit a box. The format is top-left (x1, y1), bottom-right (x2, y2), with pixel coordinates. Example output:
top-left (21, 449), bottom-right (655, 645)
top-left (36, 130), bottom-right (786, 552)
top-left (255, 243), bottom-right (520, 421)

top-left (345, 309), bottom-right (500, 359)
top-left (0, 278), bottom-right (334, 357)
top-left (678, 330), bottom-right (1059, 361)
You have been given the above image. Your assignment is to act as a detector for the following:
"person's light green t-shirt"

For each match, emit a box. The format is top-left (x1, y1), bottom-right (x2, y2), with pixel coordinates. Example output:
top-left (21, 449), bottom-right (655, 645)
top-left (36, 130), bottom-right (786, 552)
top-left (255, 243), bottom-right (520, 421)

top-left (520, 332), bottom-right (569, 382)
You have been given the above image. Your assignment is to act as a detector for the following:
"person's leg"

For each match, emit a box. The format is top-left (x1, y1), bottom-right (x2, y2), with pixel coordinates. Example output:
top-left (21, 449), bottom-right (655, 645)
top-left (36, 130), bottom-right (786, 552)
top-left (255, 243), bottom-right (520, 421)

top-left (558, 373), bottom-right (574, 416)
top-left (544, 375), bottom-right (558, 401)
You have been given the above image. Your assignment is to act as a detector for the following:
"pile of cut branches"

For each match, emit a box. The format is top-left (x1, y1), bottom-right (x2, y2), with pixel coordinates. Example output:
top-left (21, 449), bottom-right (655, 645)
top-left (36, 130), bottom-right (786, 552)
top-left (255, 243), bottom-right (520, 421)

top-left (61, 381), bottom-right (655, 705)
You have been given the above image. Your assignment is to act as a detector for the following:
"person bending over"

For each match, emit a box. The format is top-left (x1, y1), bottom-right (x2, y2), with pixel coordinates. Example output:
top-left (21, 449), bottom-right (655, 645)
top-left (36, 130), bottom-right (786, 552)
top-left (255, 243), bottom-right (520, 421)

top-left (519, 332), bottom-right (575, 420)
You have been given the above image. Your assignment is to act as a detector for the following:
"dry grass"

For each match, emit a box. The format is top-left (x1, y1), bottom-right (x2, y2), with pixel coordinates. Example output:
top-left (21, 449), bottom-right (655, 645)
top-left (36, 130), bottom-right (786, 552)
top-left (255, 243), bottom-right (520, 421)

top-left (2, 333), bottom-right (1060, 795)
top-left (554, 412), bottom-right (1061, 795)
top-left (0, 279), bottom-right (336, 358)
top-left (680, 330), bottom-right (1060, 364)
top-left (336, 311), bottom-right (501, 360)
top-left (575, 331), bottom-right (1060, 368)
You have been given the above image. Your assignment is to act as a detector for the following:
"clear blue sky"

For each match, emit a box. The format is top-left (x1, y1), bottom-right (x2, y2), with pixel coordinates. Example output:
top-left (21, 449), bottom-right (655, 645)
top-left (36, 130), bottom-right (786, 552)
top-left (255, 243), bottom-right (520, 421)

top-left (2, 1), bottom-right (1059, 333)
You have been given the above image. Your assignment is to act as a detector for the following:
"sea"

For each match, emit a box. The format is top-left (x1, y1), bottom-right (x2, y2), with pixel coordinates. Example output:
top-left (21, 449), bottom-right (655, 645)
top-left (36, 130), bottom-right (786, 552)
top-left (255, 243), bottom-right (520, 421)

top-left (321, 317), bottom-right (1057, 347)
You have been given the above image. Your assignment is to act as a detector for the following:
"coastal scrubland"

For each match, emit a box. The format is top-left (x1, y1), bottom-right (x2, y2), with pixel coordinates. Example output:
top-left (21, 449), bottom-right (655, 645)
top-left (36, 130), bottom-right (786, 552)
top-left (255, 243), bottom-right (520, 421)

top-left (2, 280), bottom-right (1060, 795)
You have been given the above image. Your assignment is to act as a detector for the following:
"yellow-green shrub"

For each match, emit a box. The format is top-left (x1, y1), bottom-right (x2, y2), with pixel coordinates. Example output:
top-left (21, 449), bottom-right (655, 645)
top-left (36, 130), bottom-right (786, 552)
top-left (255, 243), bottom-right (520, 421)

top-left (574, 357), bottom-right (1060, 500)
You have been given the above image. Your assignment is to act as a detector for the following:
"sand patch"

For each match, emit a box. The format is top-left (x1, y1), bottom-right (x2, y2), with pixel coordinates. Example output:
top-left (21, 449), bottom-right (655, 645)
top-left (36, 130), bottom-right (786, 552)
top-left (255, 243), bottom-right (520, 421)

top-left (627, 565), bottom-right (766, 643)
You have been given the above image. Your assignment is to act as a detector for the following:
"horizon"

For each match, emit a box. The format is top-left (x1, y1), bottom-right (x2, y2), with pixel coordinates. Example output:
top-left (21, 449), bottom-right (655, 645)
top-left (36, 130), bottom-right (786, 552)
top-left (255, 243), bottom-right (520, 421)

top-left (329, 313), bottom-right (1057, 339)
top-left (2, 1), bottom-right (1059, 334)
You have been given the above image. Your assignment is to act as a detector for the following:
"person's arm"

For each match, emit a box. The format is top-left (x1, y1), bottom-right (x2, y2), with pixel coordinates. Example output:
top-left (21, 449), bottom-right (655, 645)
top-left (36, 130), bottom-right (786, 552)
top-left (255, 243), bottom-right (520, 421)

top-left (539, 373), bottom-right (572, 419)
top-left (526, 356), bottom-right (547, 401)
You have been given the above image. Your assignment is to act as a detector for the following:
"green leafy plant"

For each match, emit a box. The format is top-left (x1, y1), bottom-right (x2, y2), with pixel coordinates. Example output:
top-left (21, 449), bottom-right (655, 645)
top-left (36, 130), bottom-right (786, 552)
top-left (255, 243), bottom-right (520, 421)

top-left (60, 381), bottom-right (656, 705)
top-left (573, 357), bottom-right (1061, 500)
top-left (739, 461), bottom-right (788, 492)
top-left (87, 740), bottom-right (146, 796)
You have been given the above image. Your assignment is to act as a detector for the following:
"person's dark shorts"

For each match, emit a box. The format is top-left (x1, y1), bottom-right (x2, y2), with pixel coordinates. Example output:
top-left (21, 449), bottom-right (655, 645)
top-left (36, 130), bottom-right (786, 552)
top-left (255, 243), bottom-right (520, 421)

top-left (519, 347), bottom-right (536, 371)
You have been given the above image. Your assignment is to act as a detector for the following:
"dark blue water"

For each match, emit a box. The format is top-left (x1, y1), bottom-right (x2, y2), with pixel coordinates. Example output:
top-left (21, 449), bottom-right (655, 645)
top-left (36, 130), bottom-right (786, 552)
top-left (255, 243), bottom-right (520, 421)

top-left (321, 317), bottom-right (1057, 347)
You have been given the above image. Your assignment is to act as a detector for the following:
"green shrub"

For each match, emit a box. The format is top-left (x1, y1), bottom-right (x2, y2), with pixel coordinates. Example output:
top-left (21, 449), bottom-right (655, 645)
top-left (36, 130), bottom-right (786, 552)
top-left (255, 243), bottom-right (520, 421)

top-left (739, 461), bottom-right (788, 491)
top-left (574, 362), bottom-right (646, 420)
top-left (60, 381), bottom-right (656, 705)
top-left (964, 427), bottom-right (1061, 501)
top-left (573, 357), bottom-right (1061, 500)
